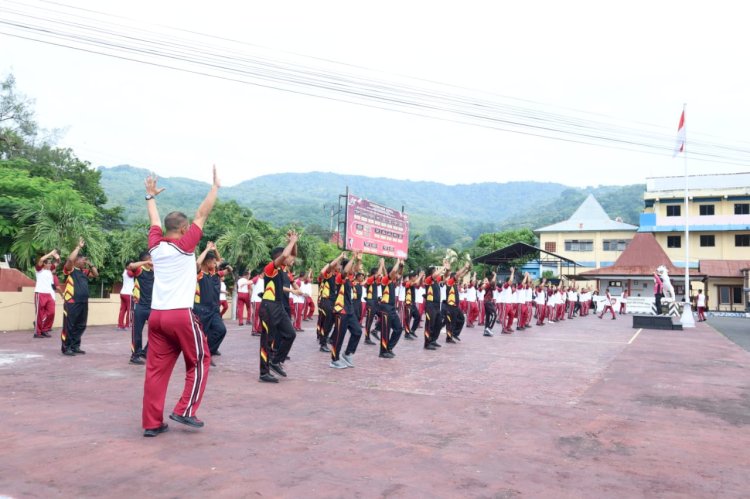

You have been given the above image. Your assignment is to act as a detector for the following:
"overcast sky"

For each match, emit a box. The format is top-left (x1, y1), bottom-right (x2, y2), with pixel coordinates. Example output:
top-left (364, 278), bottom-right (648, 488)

top-left (2, 0), bottom-right (749, 188)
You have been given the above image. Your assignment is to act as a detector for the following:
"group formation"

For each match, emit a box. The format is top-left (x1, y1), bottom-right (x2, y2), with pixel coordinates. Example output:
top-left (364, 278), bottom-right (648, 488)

top-left (28, 167), bottom-right (620, 438)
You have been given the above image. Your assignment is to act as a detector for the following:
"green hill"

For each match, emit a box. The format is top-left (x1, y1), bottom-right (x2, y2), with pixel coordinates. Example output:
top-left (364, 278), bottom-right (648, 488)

top-left (100, 165), bottom-right (645, 245)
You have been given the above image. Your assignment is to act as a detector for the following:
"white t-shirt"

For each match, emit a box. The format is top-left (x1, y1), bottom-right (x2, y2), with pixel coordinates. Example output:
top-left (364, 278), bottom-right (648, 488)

top-left (236, 277), bottom-right (249, 294)
top-left (697, 293), bottom-right (706, 307)
top-left (466, 286), bottom-right (478, 302)
top-left (34, 265), bottom-right (57, 296)
top-left (300, 281), bottom-right (312, 297)
top-left (415, 286), bottom-right (424, 304)
top-left (439, 284), bottom-right (447, 302)
top-left (251, 276), bottom-right (264, 303)
top-left (148, 224), bottom-right (202, 310)
top-left (121, 269), bottom-right (135, 295)
top-left (220, 281), bottom-right (227, 301)
top-left (498, 284), bottom-right (511, 304)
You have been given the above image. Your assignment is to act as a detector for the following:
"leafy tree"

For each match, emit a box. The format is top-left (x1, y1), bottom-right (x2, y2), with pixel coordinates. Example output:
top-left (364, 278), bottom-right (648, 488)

top-left (216, 221), bottom-right (269, 276)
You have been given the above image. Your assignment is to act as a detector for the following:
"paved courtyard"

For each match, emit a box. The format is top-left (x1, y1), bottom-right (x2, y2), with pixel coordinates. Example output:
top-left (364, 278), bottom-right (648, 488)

top-left (1, 313), bottom-right (748, 498)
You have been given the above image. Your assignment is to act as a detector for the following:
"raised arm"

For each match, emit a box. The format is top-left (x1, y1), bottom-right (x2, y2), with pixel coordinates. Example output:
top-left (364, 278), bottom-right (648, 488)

top-left (63, 238), bottom-right (85, 273)
top-left (87, 260), bottom-right (99, 279)
top-left (196, 241), bottom-right (216, 270)
top-left (37, 249), bottom-right (59, 268)
top-left (193, 165), bottom-right (221, 230)
top-left (144, 175), bottom-right (165, 227)
top-left (388, 258), bottom-right (403, 281)
top-left (455, 261), bottom-right (471, 280)
top-left (507, 266), bottom-right (515, 284)
top-left (274, 231), bottom-right (299, 268)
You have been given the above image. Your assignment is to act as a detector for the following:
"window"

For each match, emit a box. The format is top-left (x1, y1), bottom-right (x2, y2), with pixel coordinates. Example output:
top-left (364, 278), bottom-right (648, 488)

top-left (699, 205), bottom-right (715, 216)
top-left (699, 235), bottom-right (715, 247)
top-left (603, 239), bottom-right (630, 251)
top-left (544, 242), bottom-right (557, 253)
top-left (564, 239), bottom-right (593, 252)
top-left (736, 234), bottom-right (750, 247)
top-left (608, 281), bottom-right (622, 287)
top-left (735, 203), bottom-right (750, 215)
top-left (666, 205), bottom-right (681, 217)
top-left (667, 236), bottom-right (681, 248)
top-left (719, 286), bottom-right (743, 305)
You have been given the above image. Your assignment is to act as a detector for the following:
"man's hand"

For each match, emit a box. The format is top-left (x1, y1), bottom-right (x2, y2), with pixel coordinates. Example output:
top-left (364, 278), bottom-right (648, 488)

top-left (145, 174), bottom-right (166, 197)
top-left (212, 164), bottom-right (221, 189)
top-left (207, 241), bottom-right (217, 251)
top-left (287, 230), bottom-right (299, 244)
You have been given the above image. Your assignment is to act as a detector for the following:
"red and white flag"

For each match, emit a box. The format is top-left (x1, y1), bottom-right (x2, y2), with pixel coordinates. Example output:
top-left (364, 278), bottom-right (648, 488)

top-left (673, 109), bottom-right (686, 157)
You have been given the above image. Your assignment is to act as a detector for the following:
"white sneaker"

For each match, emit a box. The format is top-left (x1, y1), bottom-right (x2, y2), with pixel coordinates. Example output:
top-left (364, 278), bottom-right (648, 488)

top-left (341, 353), bottom-right (354, 367)
top-left (329, 359), bottom-right (348, 369)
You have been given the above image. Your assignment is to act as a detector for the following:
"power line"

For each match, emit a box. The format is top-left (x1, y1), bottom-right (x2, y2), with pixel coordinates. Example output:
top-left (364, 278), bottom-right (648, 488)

top-left (1, 0), bottom-right (749, 168)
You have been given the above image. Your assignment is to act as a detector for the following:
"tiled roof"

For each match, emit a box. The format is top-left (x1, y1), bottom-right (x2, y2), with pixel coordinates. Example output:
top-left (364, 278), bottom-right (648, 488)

top-left (536, 194), bottom-right (638, 232)
top-left (0, 268), bottom-right (36, 292)
top-left (699, 260), bottom-right (750, 278)
top-left (578, 233), bottom-right (701, 277)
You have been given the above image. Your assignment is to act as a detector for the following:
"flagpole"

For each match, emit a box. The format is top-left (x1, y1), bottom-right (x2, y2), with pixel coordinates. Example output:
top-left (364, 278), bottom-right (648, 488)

top-left (680, 103), bottom-right (695, 327)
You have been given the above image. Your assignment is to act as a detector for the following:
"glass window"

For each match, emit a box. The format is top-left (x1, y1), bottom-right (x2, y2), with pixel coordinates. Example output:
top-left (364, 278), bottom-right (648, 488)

top-left (699, 235), bottom-right (715, 247)
top-left (666, 205), bottom-right (681, 217)
top-left (667, 236), bottom-right (681, 248)
top-left (699, 205), bottom-right (715, 216)
top-left (719, 286), bottom-right (743, 305)
top-left (735, 203), bottom-right (750, 215)
top-left (564, 240), bottom-right (593, 252)
top-left (736, 234), bottom-right (750, 247)
top-left (544, 242), bottom-right (556, 253)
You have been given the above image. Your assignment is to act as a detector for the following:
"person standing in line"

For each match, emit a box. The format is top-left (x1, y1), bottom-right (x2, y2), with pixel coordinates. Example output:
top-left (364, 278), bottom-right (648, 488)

top-left (443, 261), bottom-right (471, 343)
top-left (118, 264), bottom-right (135, 330)
top-left (329, 251), bottom-right (364, 368)
top-left (423, 261), bottom-right (449, 350)
top-left (501, 268), bottom-right (517, 334)
top-left (482, 272), bottom-right (497, 337)
top-left (301, 269), bottom-right (315, 322)
top-left (403, 270), bottom-right (423, 339)
top-left (61, 238), bottom-right (98, 356)
top-left (33, 249), bottom-right (60, 339)
top-left (194, 242), bottom-right (230, 362)
top-left (128, 251), bottom-right (154, 365)
top-left (291, 273), bottom-right (306, 332)
top-left (235, 271), bottom-right (251, 326)
top-left (316, 253), bottom-right (345, 352)
top-left (353, 272), bottom-right (365, 326)
top-left (465, 273), bottom-right (479, 328)
top-left (251, 270), bottom-right (264, 335)
top-left (378, 258), bottom-right (405, 358)
top-left (141, 167), bottom-right (219, 437)
top-left (598, 288), bottom-right (616, 320)
top-left (258, 231), bottom-right (299, 382)
top-left (363, 262), bottom-right (384, 345)
top-left (219, 274), bottom-right (229, 318)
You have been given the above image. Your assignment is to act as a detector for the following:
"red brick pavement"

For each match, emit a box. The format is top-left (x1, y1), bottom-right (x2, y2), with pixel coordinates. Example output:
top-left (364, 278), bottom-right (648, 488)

top-left (1, 314), bottom-right (748, 498)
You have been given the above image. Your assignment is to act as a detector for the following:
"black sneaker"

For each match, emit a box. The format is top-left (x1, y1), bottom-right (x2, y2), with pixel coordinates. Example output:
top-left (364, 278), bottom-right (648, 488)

top-left (364, 338), bottom-right (376, 345)
top-left (446, 337), bottom-right (456, 344)
top-left (319, 344), bottom-right (331, 353)
top-left (379, 352), bottom-right (395, 358)
top-left (424, 344), bottom-right (437, 350)
top-left (259, 373), bottom-right (279, 383)
top-left (143, 423), bottom-right (169, 437)
top-left (41, 331), bottom-right (52, 338)
top-left (33, 334), bottom-right (44, 339)
top-left (269, 362), bottom-right (287, 377)
top-left (129, 356), bottom-right (145, 365)
top-left (72, 348), bottom-right (86, 355)
top-left (212, 350), bottom-right (221, 356)
top-left (453, 336), bottom-right (461, 342)
top-left (404, 334), bottom-right (414, 340)
top-left (62, 348), bottom-right (76, 356)
top-left (430, 341), bottom-right (442, 348)
top-left (169, 413), bottom-right (205, 428)
top-left (371, 330), bottom-right (380, 340)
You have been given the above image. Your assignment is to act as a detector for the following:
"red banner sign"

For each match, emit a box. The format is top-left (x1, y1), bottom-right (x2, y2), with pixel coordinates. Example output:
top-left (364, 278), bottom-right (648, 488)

top-left (345, 194), bottom-right (409, 259)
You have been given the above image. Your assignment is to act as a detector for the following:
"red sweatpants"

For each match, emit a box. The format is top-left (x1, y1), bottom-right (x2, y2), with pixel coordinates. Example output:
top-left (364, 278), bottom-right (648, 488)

top-left (142, 309), bottom-right (210, 430)
top-left (35, 292), bottom-right (56, 335)
top-left (305, 296), bottom-right (315, 320)
top-left (236, 292), bottom-right (251, 325)
top-left (220, 300), bottom-right (229, 317)
top-left (119, 294), bottom-right (132, 328)
top-left (252, 302), bottom-right (262, 332)
top-left (504, 304), bottom-right (516, 331)
top-left (536, 303), bottom-right (546, 325)
top-left (466, 302), bottom-right (479, 326)
top-left (293, 303), bottom-right (305, 329)
top-left (478, 300), bottom-right (485, 325)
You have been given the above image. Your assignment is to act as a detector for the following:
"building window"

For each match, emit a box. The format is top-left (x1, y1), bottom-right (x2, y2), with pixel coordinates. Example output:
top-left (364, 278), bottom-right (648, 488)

top-left (603, 239), bottom-right (630, 251)
top-left (735, 203), bottom-right (750, 215)
top-left (667, 236), bottom-right (681, 248)
top-left (736, 234), bottom-right (750, 247)
top-left (699, 235), bottom-right (715, 247)
top-left (666, 205), bottom-right (681, 217)
top-left (719, 286), bottom-right (743, 305)
top-left (564, 240), bottom-right (593, 252)
top-left (544, 242), bottom-right (556, 253)
top-left (699, 205), bottom-right (715, 216)
top-left (608, 281), bottom-right (622, 287)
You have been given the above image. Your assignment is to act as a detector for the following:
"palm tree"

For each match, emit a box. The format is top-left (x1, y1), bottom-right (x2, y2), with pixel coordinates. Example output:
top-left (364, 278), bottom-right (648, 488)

top-left (216, 221), bottom-right (269, 275)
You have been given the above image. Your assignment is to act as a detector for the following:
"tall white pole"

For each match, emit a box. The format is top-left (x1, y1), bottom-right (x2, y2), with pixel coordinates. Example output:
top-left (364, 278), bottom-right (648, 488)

top-left (681, 103), bottom-right (695, 327)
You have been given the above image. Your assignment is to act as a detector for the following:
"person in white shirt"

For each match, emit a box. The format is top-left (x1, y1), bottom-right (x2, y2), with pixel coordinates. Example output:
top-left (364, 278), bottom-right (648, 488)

top-left (141, 166), bottom-right (220, 437)
top-left (33, 249), bottom-right (60, 338)
top-left (118, 266), bottom-right (135, 330)
top-left (235, 271), bottom-right (251, 326)
top-left (251, 271), bottom-right (264, 335)
top-left (696, 290), bottom-right (707, 321)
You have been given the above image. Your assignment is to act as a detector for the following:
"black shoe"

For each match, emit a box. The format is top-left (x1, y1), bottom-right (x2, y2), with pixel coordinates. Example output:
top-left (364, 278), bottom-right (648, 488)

top-left (430, 341), bottom-right (442, 348)
top-left (33, 334), bottom-right (44, 339)
top-left (404, 334), bottom-right (414, 340)
top-left (319, 344), bottom-right (331, 352)
top-left (364, 338), bottom-right (376, 345)
top-left (424, 344), bottom-right (437, 350)
top-left (129, 356), bottom-right (145, 365)
top-left (212, 350), bottom-right (221, 356)
top-left (251, 332), bottom-right (261, 337)
top-left (41, 331), bottom-right (52, 338)
top-left (446, 337), bottom-right (456, 344)
top-left (143, 423), bottom-right (169, 437)
top-left (210, 359), bottom-right (216, 367)
top-left (259, 373), bottom-right (279, 383)
top-left (269, 362), bottom-right (287, 377)
top-left (72, 348), bottom-right (86, 355)
top-left (379, 352), bottom-right (395, 358)
top-left (371, 331), bottom-right (380, 340)
top-left (454, 336), bottom-right (461, 341)
top-left (63, 348), bottom-right (75, 356)
top-left (169, 413), bottom-right (205, 428)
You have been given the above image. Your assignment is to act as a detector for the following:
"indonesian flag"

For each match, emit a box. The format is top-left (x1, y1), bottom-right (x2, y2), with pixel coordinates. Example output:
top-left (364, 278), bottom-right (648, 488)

top-left (673, 109), bottom-right (686, 157)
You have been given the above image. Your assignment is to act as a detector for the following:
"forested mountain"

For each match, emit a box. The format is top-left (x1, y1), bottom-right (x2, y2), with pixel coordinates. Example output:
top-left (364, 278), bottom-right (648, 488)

top-left (100, 165), bottom-right (645, 246)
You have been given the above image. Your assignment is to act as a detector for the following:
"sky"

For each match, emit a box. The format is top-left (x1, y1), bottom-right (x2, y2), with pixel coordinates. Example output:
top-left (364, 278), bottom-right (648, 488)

top-left (2, 0), bottom-right (750, 188)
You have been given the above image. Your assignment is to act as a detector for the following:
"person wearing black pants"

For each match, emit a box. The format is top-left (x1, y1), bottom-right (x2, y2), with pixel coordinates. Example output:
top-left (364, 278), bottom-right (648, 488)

top-left (329, 252), bottom-right (364, 368)
top-left (258, 232), bottom-right (299, 383)
top-left (316, 253), bottom-right (343, 352)
top-left (403, 271), bottom-right (423, 339)
top-left (363, 263), bottom-right (383, 345)
top-left (443, 260), bottom-right (471, 343)
top-left (128, 251), bottom-right (154, 365)
top-left (61, 238), bottom-right (98, 356)
top-left (378, 259), bottom-right (404, 358)
top-left (194, 243), bottom-right (230, 361)
top-left (423, 263), bottom-right (448, 350)
top-left (483, 272), bottom-right (497, 336)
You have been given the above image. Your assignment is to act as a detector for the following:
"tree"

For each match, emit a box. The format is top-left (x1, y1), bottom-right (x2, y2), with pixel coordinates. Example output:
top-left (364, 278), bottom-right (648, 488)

top-left (0, 74), bottom-right (38, 156)
top-left (216, 221), bottom-right (269, 276)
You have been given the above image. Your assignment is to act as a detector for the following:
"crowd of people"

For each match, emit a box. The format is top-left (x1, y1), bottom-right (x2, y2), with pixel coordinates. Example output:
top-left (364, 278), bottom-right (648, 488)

top-left (29, 167), bottom-right (629, 437)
